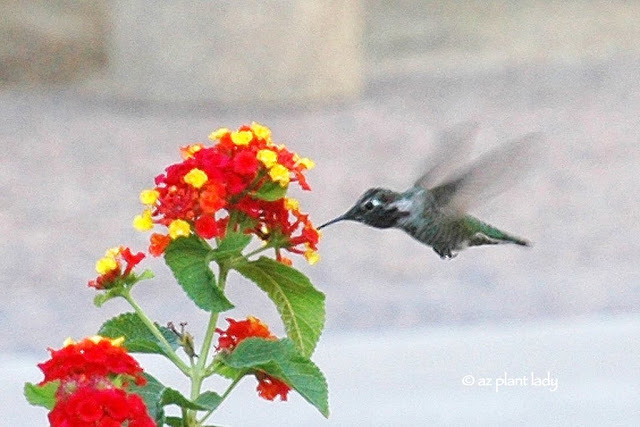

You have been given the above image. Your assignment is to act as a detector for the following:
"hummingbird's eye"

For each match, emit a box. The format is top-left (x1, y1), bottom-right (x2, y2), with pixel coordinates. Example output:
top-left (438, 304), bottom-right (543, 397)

top-left (363, 200), bottom-right (375, 210)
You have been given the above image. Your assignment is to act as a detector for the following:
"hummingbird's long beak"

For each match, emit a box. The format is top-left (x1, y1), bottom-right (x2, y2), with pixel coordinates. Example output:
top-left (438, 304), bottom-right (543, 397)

top-left (317, 215), bottom-right (347, 230)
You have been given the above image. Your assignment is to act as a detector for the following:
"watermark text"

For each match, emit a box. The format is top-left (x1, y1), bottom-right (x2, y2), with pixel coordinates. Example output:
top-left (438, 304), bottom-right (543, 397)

top-left (461, 372), bottom-right (558, 392)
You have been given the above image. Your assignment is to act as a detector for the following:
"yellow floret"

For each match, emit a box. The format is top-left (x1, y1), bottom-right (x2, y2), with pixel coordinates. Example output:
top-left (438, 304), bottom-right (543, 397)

top-left (230, 130), bottom-right (254, 146)
top-left (180, 143), bottom-right (204, 159)
top-left (209, 128), bottom-right (230, 140)
top-left (139, 189), bottom-right (159, 205)
top-left (284, 197), bottom-right (300, 211)
top-left (168, 219), bottom-right (191, 239)
top-left (304, 249), bottom-right (320, 265)
top-left (269, 164), bottom-right (290, 187)
top-left (104, 246), bottom-right (121, 258)
top-left (133, 209), bottom-right (154, 231)
top-left (88, 335), bottom-right (122, 346)
top-left (250, 122), bottom-right (272, 142)
top-left (96, 256), bottom-right (118, 275)
top-left (257, 149), bottom-right (278, 168)
top-left (297, 157), bottom-right (315, 169)
top-left (183, 168), bottom-right (208, 189)
top-left (109, 336), bottom-right (125, 346)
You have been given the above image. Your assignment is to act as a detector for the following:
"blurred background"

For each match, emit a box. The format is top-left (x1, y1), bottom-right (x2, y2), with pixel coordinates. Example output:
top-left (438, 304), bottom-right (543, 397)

top-left (2, 1), bottom-right (639, 425)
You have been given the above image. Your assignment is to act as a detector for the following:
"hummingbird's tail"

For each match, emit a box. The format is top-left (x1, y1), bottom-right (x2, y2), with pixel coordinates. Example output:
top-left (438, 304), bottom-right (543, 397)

top-left (466, 217), bottom-right (531, 248)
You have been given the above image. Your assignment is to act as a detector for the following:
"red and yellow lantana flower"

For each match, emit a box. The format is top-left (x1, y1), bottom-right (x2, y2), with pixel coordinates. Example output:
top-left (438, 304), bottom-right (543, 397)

top-left (133, 123), bottom-right (320, 264)
top-left (88, 246), bottom-right (145, 290)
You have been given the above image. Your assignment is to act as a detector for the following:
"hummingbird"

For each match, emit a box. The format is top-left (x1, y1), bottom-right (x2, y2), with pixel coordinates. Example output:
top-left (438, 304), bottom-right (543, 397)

top-left (318, 122), bottom-right (543, 259)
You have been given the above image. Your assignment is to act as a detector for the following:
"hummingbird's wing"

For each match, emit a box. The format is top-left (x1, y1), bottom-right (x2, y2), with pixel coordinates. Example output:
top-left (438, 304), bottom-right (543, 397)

top-left (414, 121), bottom-right (480, 190)
top-left (427, 132), bottom-right (545, 215)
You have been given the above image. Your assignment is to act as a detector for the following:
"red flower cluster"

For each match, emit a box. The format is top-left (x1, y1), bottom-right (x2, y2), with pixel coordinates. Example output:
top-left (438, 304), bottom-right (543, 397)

top-left (88, 246), bottom-right (145, 290)
top-left (216, 317), bottom-right (291, 401)
top-left (216, 316), bottom-right (275, 351)
top-left (38, 336), bottom-right (154, 427)
top-left (256, 372), bottom-right (292, 402)
top-left (38, 336), bottom-right (146, 386)
top-left (48, 384), bottom-right (154, 427)
top-left (133, 123), bottom-right (320, 263)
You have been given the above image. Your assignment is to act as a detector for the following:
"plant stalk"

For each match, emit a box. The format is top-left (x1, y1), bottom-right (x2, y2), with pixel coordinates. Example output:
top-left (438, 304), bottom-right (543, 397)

top-left (122, 289), bottom-right (191, 375)
top-left (189, 263), bottom-right (230, 402)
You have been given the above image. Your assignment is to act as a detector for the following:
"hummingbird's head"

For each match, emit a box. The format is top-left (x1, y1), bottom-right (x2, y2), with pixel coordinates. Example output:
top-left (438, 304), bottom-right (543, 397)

top-left (318, 188), bottom-right (409, 230)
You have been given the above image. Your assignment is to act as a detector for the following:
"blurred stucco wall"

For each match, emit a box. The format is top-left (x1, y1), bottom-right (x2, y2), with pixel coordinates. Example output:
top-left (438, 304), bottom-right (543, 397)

top-left (0, 0), bottom-right (107, 85)
top-left (3, 1), bottom-right (640, 102)
top-left (2, 1), bottom-right (640, 347)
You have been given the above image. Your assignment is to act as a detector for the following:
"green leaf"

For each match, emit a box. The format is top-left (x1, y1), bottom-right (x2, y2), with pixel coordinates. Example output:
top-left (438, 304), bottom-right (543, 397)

top-left (161, 388), bottom-right (206, 410)
top-left (131, 377), bottom-right (221, 425)
top-left (164, 235), bottom-right (234, 313)
top-left (218, 231), bottom-right (252, 252)
top-left (252, 180), bottom-right (287, 201)
top-left (130, 373), bottom-right (166, 424)
top-left (164, 417), bottom-right (183, 427)
top-left (160, 388), bottom-right (222, 412)
top-left (208, 231), bottom-right (252, 261)
top-left (167, 417), bottom-right (223, 427)
top-left (24, 381), bottom-right (59, 410)
top-left (234, 257), bottom-right (325, 357)
top-left (93, 288), bottom-right (121, 307)
top-left (194, 391), bottom-right (223, 411)
top-left (211, 356), bottom-right (246, 380)
top-left (136, 269), bottom-right (156, 282)
top-left (211, 364), bottom-right (243, 380)
top-left (223, 338), bottom-right (329, 417)
top-left (92, 271), bottom-right (155, 308)
top-left (98, 313), bottom-right (179, 355)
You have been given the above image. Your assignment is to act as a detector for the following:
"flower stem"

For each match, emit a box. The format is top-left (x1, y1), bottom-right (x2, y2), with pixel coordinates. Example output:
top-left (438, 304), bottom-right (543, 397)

top-left (244, 245), bottom-right (272, 260)
top-left (198, 372), bottom-right (245, 425)
top-left (219, 245), bottom-right (271, 271)
top-left (189, 262), bottom-right (230, 401)
top-left (122, 289), bottom-right (191, 375)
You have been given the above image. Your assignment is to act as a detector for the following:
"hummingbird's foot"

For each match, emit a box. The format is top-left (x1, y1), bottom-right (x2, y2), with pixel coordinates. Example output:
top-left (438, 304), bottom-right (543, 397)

top-left (434, 247), bottom-right (455, 259)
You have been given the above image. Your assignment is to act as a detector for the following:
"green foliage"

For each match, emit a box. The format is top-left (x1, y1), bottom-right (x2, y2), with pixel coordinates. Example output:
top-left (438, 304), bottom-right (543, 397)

top-left (164, 417), bottom-right (183, 427)
top-left (193, 391), bottom-right (224, 411)
top-left (29, 173), bottom-right (328, 424)
top-left (217, 231), bottom-right (252, 253)
top-left (211, 358), bottom-right (246, 380)
top-left (251, 180), bottom-right (288, 201)
top-left (235, 257), bottom-right (325, 357)
top-left (130, 374), bottom-right (166, 425)
top-left (222, 338), bottom-right (329, 417)
top-left (161, 388), bottom-right (222, 411)
top-left (93, 289), bottom-right (121, 307)
top-left (165, 236), bottom-right (234, 313)
top-left (131, 374), bottom-right (223, 425)
top-left (24, 381), bottom-right (59, 410)
top-left (93, 270), bottom-right (155, 307)
top-left (207, 231), bottom-right (252, 262)
top-left (98, 313), bottom-right (179, 355)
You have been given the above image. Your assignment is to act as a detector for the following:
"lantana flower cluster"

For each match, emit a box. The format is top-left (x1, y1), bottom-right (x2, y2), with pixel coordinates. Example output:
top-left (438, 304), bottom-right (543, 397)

top-left (216, 317), bottom-right (291, 401)
top-left (133, 122), bottom-right (320, 264)
top-left (37, 336), bottom-right (154, 427)
top-left (88, 246), bottom-right (145, 290)
top-left (48, 385), bottom-right (152, 427)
